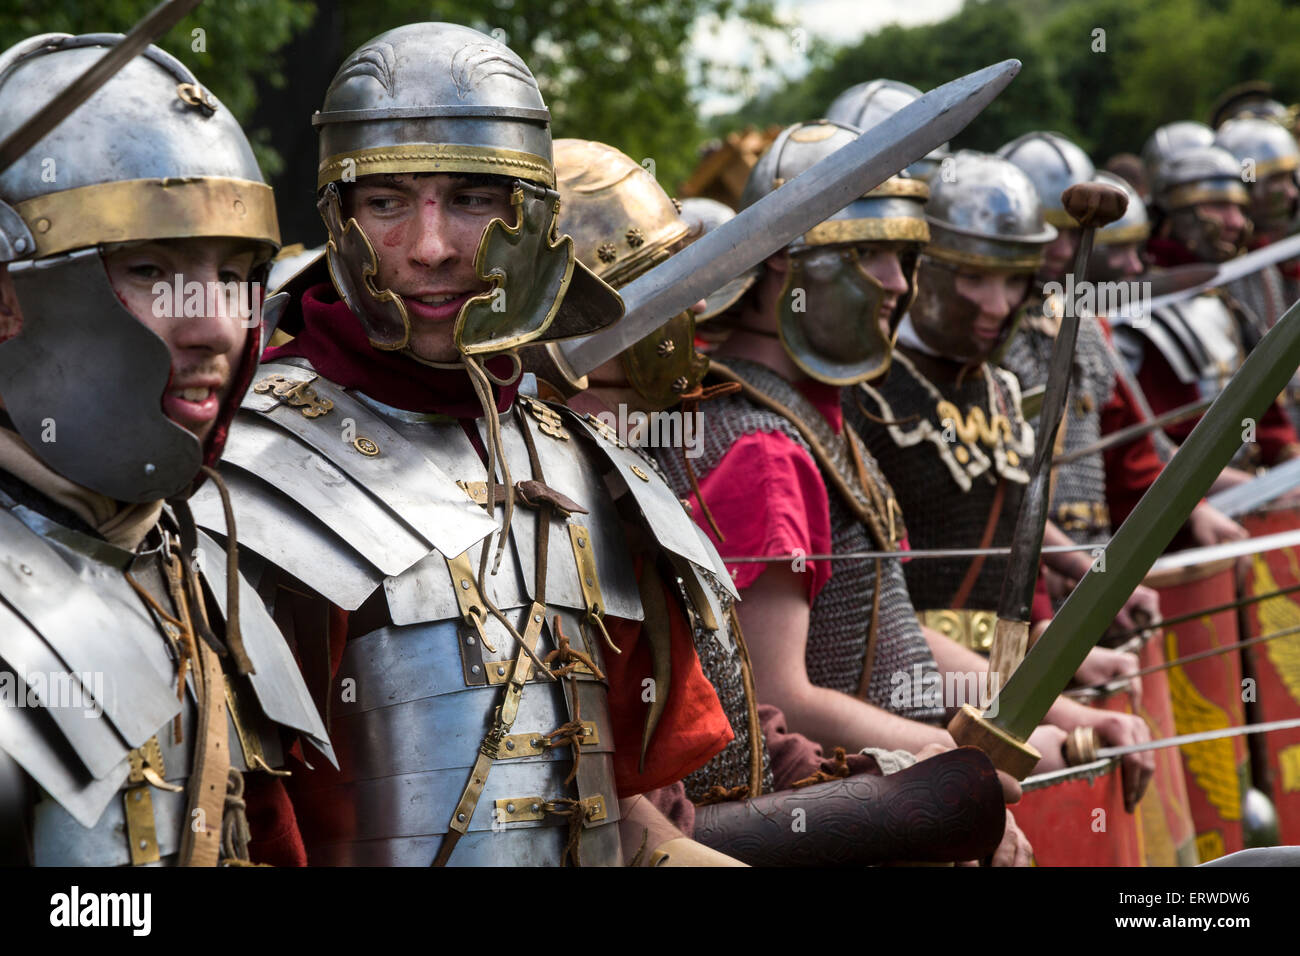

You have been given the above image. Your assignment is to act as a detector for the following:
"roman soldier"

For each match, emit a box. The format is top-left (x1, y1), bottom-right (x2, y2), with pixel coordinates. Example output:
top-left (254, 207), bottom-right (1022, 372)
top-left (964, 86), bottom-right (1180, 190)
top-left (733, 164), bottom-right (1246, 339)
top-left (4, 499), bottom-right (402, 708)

top-left (193, 22), bottom-right (741, 867)
top-left (538, 137), bottom-right (1015, 866)
top-left (1116, 136), bottom-right (1300, 466)
top-left (0, 33), bottom-right (330, 866)
top-left (997, 133), bottom-right (1243, 571)
top-left (1213, 116), bottom-right (1300, 428)
top-left (848, 150), bottom-right (1154, 810)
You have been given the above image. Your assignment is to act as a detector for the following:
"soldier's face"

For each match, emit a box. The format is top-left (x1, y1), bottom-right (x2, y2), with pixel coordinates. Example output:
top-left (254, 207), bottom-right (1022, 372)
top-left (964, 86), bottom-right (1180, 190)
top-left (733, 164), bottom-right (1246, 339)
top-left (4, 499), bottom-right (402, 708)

top-left (348, 173), bottom-right (515, 362)
top-left (1250, 170), bottom-right (1299, 234)
top-left (952, 269), bottom-right (1029, 358)
top-left (101, 238), bottom-right (258, 444)
top-left (1093, 241), bottom-right (1145, 283)
top-left (858, 245), bottom-right (910, 336)
top-left (1041, 226), bottom-right (1079, 284)
top-left (1194, 201), bottom-right (1248, 252)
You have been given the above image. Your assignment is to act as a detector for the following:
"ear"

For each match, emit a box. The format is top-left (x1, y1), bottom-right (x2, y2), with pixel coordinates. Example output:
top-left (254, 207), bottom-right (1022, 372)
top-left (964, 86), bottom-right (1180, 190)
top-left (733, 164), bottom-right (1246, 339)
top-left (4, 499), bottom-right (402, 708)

top-left (0, 264), bottom-right (22, 344)
top-left (764, 249), bottom-right (790, 273)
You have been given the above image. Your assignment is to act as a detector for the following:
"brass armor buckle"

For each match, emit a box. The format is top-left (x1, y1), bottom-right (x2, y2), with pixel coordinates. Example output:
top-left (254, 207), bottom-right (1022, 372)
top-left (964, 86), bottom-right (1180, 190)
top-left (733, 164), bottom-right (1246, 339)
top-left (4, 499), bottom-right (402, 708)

top-left (569, 523), bottom-right (618, 654)
top-left (252, 373), bottom-right (334, 419)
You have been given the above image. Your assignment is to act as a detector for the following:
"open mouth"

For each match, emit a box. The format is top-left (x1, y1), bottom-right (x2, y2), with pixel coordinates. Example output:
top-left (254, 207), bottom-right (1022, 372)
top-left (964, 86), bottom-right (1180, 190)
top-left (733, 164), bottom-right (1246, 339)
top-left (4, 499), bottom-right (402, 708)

top-left (402, 291), bottom-right (476, 321)
top-left (163, 385), bottom-right (220, 428)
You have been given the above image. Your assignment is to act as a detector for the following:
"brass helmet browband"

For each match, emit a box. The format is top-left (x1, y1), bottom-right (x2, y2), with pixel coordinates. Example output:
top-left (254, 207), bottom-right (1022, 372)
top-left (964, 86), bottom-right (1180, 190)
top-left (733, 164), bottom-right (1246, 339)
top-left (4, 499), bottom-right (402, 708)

top-left (548, 138), bottom-right (707, 409)
top-left (312, 22), bottom-right (621, 358)
top-left (0, 33), bottom-right (280, 503)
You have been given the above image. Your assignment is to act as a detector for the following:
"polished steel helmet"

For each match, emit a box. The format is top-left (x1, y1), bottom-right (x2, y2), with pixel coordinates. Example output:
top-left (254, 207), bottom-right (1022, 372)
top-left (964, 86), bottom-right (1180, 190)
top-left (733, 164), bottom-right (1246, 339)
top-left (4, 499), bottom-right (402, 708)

top-left (826, 79), bottom-right (950, 180)
top-left (923, 150), bottom-right (1056, 270)
top-left (549, 138), bottom-right (705, 408)
top-left (909, 151), bottom-right (1054, 362)
top-left (1214, 116), bottom-right (1300, 180)
top-left (1141, 121), bottom-right (1215, 207)
top-left (739, 120), bottom-right (931, 384)
top-left (1092, 171), bottom-right (1150, 246)
top-left (1153, 143), bottom-right (1249, 212)
top-left (1209, 81), bottom-right (1292, 130)
top-left (996, 131), bottom-right (1095, 228)
top-left (1214, 116), bottom-right (1300, 234)
top-left (678, 197), bottom-right (754, 321)
top-left (0, 33), bottom-right (280, 503)
top-left (311, 22), bottom-right (620, 357)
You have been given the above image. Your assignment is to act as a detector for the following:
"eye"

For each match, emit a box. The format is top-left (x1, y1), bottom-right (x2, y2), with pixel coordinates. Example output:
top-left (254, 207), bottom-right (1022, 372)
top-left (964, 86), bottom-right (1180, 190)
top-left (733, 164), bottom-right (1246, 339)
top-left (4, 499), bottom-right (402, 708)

top-left (454, 192), bottom-right (497, 209)
top-left (364, 195), bottom-right (404, 213)
top-left (219, 267), bottom-right (247, 285)
top-left (125, 261), bottom-right (166, 281)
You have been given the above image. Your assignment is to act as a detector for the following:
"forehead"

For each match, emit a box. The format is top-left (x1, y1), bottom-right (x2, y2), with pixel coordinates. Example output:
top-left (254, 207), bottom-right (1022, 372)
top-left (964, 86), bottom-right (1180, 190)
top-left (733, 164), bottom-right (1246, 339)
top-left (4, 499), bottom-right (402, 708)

top-left (354, 172), bottom-right (512, 192)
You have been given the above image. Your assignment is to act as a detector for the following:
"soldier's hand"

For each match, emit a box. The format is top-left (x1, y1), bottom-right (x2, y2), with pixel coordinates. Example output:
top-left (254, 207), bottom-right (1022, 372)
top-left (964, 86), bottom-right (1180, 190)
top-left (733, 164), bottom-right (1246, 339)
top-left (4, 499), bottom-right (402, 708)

top-left (1114, 584), bottom-right (1161, 635)
top-left (1074, 645), bottom-right (1143, 709)
top-left (1027, 724), bottom-right (1069, 773)
top-left (1187, 502), bottom-right (1248, 545)
top-left (1088, 711), bottom-right (1154, 813)
top-left (989, 809), bottom-right (1033, 867)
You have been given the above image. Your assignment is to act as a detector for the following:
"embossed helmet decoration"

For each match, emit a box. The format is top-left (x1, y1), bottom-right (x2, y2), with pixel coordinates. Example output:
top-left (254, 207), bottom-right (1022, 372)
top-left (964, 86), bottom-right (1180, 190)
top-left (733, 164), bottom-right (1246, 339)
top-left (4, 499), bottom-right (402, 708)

top-left (550, 139), bottom-right (707, 410)
top-left (738, 120), bottom-right (931, 385)
top-left (909, 150), bottom-right (1056, 361)
top-left (827, 80), bottom-right (951, 181)
top-left (312, 22), bottom-right (621, 357)
top-left (0, 34), bottom-right (280, 503)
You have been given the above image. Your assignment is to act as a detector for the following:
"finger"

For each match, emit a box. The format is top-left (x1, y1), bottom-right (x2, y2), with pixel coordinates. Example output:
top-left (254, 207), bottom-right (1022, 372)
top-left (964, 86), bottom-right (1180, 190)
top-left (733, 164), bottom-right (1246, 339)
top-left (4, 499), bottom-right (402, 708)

top-left (992, 832), bottom-right (1015, 867)
top-left (997, 770), bottom-right (1022, 804)
top-left (1016, 833), bottom-right (1034, 867)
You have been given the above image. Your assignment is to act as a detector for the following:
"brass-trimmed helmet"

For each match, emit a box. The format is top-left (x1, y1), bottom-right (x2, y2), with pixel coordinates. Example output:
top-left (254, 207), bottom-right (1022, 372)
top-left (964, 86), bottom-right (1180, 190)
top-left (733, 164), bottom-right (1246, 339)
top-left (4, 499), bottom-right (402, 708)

top-left (1214, 116), bottom-right (1300, 234)
top-left (1093, 171), bottom-right (1150, 246)
top-left (826, 79), bottom-right (950, 180)
top-left (1154, 143), bottom-right (1249, 213)
top-left (739, 120), bottom-right (931, 385)
top-left (909, 150), bottom-right (1055, 362)
top-left (1141, 121), bottom-right (1215, 207)
top-left (0, 33), bottom-right (280, 503)
top-left (550, 139), bottom-right (706, 409)
top-left (996, 131), bottom-right (1096, 229)
top-left (310, 22), bottom-right (620, 357)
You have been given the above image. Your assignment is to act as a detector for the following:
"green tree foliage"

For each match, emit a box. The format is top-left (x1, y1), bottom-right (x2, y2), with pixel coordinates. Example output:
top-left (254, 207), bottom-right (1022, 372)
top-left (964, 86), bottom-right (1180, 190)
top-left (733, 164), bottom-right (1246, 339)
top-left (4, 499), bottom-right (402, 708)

top-left (720, 0), bottom-right (1073, 153)
top-left (723, 0), bottom-right (1300, 167)
top-left (0, 0), bottom-right (315, 176)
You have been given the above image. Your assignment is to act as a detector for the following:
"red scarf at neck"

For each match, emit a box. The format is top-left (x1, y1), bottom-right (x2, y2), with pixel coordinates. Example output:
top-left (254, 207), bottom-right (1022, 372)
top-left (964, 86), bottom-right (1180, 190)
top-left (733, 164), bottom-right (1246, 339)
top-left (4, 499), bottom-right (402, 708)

top-left (263, 283), bottom-right (519, 417)
top-left (1145, 236), bottom-right (1203, 268)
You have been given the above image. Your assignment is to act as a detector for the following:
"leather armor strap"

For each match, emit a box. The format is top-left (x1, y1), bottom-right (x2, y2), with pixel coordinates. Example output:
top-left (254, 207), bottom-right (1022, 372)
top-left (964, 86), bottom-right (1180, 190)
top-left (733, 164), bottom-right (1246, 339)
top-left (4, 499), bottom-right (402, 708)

top-left (949, 478), bottom-right (1006, 612)
top-left (434, 403), bottom-right (560, 866)
top-left (167, 553), bottom-right (231, 868)
top-left (709, 359), bottom-right (897, 550)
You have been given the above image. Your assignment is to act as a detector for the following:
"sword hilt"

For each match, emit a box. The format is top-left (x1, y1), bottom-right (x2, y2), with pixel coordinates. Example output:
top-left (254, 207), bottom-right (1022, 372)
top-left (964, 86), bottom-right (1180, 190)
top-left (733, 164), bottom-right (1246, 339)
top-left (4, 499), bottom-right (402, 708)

top-left (1063, 725), bottom-right (1100, 765)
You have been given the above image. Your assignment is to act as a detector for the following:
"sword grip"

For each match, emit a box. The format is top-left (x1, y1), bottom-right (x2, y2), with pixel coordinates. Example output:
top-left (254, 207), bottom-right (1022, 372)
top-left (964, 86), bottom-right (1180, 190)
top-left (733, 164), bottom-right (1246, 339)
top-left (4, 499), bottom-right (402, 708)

top-left (1063, 725), bottom-right (1100, 765)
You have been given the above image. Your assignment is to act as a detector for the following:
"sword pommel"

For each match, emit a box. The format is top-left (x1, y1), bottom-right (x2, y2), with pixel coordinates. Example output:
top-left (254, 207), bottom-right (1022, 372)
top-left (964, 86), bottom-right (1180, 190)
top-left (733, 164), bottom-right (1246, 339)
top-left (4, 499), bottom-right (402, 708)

top-left (1062, 181), bottom-right (1128, 229)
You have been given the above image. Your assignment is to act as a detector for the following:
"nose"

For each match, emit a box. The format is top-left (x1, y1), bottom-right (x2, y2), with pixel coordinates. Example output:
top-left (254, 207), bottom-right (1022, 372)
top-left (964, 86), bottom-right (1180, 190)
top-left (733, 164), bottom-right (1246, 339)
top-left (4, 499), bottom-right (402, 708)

top-left (410, 203), bottom-right (457, 269)
top-left (1120, 246), bottom-right (1144, 278)
top-left (970, 278), bottom-right (1014, 321)
top-left (875, 253), bottom-right (909, 297)
top-left (1221, 204), bottom-right (1246, 234)
top-left (177, 265), bottom-right (246, 356)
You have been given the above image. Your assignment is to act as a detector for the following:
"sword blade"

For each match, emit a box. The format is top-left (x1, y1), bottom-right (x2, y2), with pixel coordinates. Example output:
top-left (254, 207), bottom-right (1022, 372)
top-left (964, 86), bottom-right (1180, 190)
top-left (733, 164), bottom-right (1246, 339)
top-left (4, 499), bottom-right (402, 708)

top-left (1144, 232), bottom-right (1300, 313)
top-left (1099, 716), bottom-right (1300, 759)
top-left (560, 59), bottom-right (1022, 376)
top-left (1052, 396), bottom-right (1213, 466)
top-left (1023, 717), bottom-right (1300, 790)
top-left (989, 294), bottom-right (1300, 742)
top-left (1147, 526), bottom-right (1300, 574)
top-left (1206, 456), bottom-right (1300, 517)
top-left (0, 0), bottom-right (205, 174)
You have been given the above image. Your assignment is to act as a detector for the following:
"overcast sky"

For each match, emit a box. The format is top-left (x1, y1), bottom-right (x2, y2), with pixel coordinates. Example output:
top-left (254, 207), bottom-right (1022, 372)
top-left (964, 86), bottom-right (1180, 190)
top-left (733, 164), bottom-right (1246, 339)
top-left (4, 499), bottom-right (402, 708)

top-left (690, 0), bottom-right (963, 116)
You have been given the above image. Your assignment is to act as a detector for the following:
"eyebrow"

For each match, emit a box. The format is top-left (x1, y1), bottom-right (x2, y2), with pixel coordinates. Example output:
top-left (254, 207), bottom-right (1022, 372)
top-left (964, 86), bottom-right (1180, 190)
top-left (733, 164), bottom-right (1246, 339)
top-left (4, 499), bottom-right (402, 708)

top-left (361, 173), bottom-right (488, 191)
